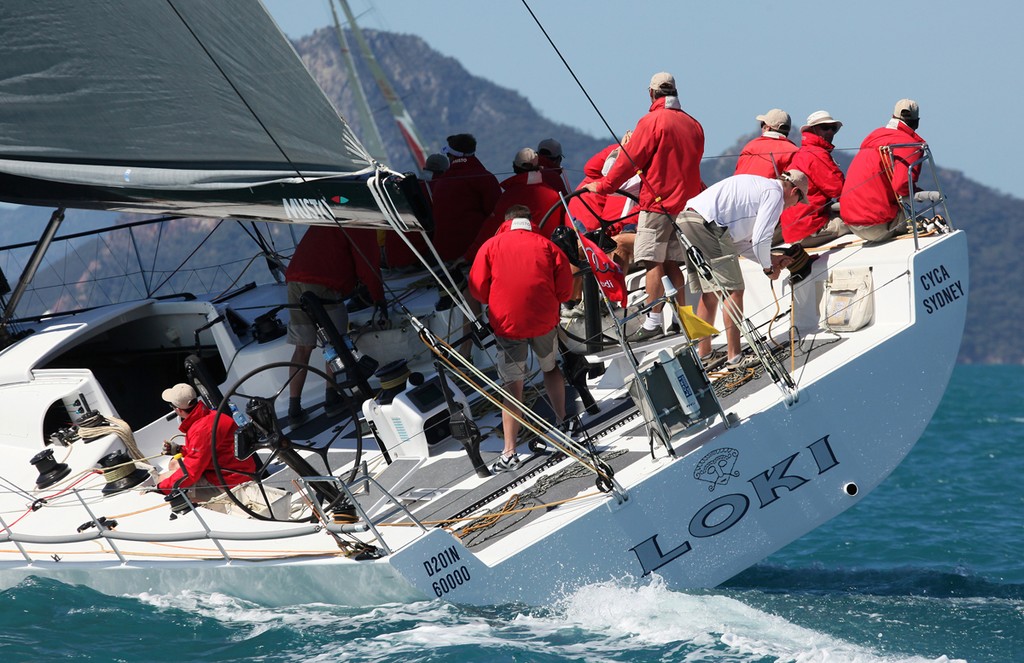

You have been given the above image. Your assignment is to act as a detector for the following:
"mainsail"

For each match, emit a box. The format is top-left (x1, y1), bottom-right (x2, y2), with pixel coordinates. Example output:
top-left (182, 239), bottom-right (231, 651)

top-left (0, 0), bottom-right (426, 230)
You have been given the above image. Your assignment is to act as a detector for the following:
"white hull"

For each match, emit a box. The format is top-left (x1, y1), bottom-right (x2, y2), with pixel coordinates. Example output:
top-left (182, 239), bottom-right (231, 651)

top-left (0, 230), bottom-right (968, 606)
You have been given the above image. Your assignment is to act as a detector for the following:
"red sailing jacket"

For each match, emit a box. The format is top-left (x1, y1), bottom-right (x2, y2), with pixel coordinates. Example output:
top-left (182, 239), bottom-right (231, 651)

top-left (538, 153), bottom-right (570, 195)
top-left (568, 144), bottom-right (617, 232)
top-left (468, 219), bottom-right (573, 340)
top-left (569, 144), bottom-right (641, 236)
top-left (779, 132), bottom-right (845, 242)
top-left (429, 156), bottom-right (502, 261)
top-left (463, 170), bottom-right (567, 264)
top-left (594, 97), bottom-right (705, 216)
top-left (734, 133), bottom-right (799, 178)
top-left (158, 403), bottom-right (256, 493)
top-left (285, 226), bottom-right (384, 302)
top-left (841, 122), bottom-right (925, 227)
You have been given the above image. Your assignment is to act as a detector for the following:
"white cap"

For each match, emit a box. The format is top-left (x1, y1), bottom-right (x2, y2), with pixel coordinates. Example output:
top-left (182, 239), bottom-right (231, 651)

top-left (756, 108), bottom-right (791, 132)
top-left (513, 147), bottom-right (539, 170)
top-left (162, 383), bottom-right (198, 409)
top-left (894, 98), bottom-right (920, 121)
top-left (649, 72), bottom-right (676, 91)
top-left (779, 169), bottom-right (809, 201)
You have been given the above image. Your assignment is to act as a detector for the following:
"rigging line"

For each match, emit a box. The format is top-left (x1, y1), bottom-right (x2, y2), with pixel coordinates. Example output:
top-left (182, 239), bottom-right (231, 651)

top-left (521, 1), bottom-right (747, 358)
top-left (0, 215), bottom-right (186, 253)
top-left (425, 333), bottom-right (612, 481)
top-left (522, 0), bottom-right (695, 197)
top-left (149, 219), bottom-right (225, 296)
top-left (233, 219), bottom-right (283, 262)
top-left (520, 0), bottom-right (620, 145)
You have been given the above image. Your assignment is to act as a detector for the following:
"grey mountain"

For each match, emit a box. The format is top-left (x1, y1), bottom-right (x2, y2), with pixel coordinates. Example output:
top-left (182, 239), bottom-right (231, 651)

top-left (1, 28), bottom-right (1017, 363)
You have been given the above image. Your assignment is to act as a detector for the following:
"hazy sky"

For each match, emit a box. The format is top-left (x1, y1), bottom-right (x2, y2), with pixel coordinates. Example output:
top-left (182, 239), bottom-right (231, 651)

top-left (264, 0), bottom-right (1020, 200)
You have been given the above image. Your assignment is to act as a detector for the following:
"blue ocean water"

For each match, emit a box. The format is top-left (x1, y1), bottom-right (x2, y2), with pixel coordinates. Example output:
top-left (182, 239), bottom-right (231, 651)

top-left (1, 365), bottom-right (1020, 662)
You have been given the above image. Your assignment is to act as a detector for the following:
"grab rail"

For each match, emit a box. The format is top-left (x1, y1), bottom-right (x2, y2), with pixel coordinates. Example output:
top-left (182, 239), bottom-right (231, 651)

top-left (300, 473), bottom-right (429, 557)
top-left (889, 143), bottom-right (955, 251)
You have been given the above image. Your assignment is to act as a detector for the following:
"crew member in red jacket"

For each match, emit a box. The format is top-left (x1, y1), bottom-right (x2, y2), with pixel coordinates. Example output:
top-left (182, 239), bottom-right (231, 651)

top-left (157, 383), bottom-right (256, 502)
top-left (779, 110), bottom-right (851, 246)
top-left (583, 72), bottom-right (705, 342)
top-left (429, 133), bottom-right (502, 262)
top-left (537, 138), bottom-right (570, 195)
top-left (734, 108), bottom-right (798, 178)
top-left (285, 225), bottom-right (384, 426)
top-left (568, 143), bottom-right (617, 234)
top-left (463, 147), bottom-right (567, 264)
top-left (840, 99), bottom-right (926, 243)
top-left (469, 204), bottom-right (573, 473)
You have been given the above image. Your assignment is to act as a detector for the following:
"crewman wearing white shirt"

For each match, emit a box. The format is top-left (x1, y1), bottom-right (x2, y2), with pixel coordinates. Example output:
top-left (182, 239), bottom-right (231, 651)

top-left (678, 170), bottom-right (808, 368)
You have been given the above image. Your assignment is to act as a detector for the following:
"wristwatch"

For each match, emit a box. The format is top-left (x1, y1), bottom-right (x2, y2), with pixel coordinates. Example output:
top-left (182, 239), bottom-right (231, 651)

top-left (763, 266), bottom-right (773, 276)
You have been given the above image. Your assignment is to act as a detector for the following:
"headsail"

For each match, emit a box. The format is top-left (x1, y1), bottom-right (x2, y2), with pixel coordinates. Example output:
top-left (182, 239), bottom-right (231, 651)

top-left (328, 0), bottom-right (390, 165)
top-left (0, 0), bottom-right (426, 230)
top-left (334, 0), bottom-right (430, 170)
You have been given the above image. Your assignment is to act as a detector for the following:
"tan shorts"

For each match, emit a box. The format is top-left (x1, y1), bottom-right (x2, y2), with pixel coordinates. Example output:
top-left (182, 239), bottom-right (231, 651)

top-left (494, 327), bottom-right (559, 383)
top-left (847, 209), bottom-right (908, 243)
top-left (286, 281), bottom-right (349, 346)
top-left (676, 209), bottom-right (744, 293)
top-left (633, 211), bottom-right (687, 265)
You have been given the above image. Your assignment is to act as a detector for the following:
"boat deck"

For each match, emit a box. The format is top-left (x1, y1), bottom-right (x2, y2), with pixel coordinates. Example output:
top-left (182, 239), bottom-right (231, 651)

top-left (337, 330), bottom-right (848, 557)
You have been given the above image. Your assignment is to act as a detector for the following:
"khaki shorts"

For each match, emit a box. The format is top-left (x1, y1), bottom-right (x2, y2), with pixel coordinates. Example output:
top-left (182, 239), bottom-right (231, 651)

top-left (494, 327), bottom-right (559, 383)
top-left (676, 209), bottom-right (744, 293)
top-left (286, 281), bottom-right (349, 346)
top-left (847, 209), bottom-right (907, 243)
top-left (633, 211), bottom-right (687, 265)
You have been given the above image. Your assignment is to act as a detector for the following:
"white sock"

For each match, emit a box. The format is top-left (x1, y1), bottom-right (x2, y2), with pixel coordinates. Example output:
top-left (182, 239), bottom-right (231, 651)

top-left (642, 311), bottom-right (663, 331)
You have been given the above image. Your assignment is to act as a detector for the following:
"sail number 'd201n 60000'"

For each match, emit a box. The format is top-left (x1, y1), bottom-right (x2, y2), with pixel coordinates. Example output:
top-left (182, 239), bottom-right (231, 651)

top-left (422, 546), bottom-right (471, 597)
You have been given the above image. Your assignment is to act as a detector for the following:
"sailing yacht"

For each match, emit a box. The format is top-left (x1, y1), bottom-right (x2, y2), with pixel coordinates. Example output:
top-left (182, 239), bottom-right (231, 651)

top-left (0, 1), bottom-right (967, 606)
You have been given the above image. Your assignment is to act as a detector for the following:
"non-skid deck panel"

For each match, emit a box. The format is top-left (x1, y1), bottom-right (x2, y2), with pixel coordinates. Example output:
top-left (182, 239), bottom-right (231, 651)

top-left (712, 334), bottom-right (847, 412)
top-left (456, 447), bottom-right (646, 552)
top-left (381, 449), bottom-right (555, 526)
top-left (356, 457), bottom-right (420, 509)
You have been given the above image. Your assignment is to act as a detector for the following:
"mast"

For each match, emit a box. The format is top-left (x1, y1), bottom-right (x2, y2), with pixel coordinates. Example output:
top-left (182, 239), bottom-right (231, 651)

top-left (334, 0), bottom-right (429, 170)
top-left (328, 0), bottom-right (389, 164)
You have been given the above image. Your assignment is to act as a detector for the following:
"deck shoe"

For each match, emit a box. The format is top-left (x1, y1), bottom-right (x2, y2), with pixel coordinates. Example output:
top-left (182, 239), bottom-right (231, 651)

top-left (561, 300), bottom-right (585, 318)
top-left (492, 453), bottom-right (521, 473)
top-left (630, 326), bottom-right (663, 343)
top-left (725, 354), bottom-right (759, 371)
top-left (700, 349), bottom-right (726, 369)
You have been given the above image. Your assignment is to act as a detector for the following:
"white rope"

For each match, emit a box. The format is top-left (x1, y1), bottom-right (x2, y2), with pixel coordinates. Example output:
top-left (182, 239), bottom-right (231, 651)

top-left (76, 416), bottom-right (143, 461)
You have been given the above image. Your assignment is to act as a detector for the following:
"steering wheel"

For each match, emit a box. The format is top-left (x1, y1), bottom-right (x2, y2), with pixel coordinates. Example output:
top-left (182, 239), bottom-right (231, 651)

top-left (538, 187), bottom-right (640, 246)
top-left (542, 188), bottom-right (642, 350)
top-left (209, 361), bottom-right (365, 522)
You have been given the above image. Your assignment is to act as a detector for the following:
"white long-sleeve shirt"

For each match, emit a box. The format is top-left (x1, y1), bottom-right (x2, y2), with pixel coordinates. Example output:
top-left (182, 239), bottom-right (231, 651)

top-left (685, 174), bottom-right (784, 269)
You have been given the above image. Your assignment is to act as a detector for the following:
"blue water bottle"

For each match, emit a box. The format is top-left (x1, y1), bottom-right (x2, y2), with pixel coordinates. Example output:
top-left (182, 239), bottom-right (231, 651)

top-left (229, 402), bottom-right (249, 427)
